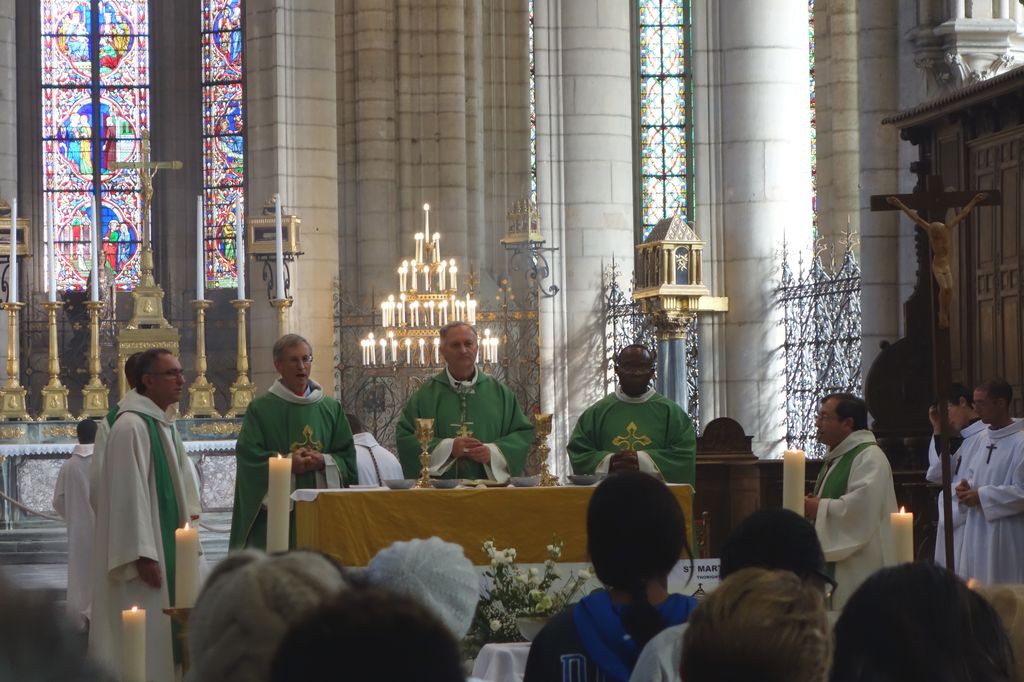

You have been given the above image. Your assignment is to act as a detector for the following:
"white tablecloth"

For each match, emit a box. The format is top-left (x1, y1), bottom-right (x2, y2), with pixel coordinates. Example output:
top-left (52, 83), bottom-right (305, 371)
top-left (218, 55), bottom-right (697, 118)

top-left (472, 643), bottom-right (531, 682)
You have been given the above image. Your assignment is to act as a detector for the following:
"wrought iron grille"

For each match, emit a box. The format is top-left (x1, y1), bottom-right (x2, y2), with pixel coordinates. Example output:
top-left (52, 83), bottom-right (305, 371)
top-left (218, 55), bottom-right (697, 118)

top-left (777, 238), bottom-right (863, 458)
top-left (601, 260), bottom-right (700, 432)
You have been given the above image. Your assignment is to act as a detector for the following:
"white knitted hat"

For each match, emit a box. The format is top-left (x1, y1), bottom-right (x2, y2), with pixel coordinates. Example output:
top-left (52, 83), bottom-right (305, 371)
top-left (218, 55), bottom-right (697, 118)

top-left (185, 550), bottom-right (348, 682)
top-left (367, 537), bottom-right (480, 638)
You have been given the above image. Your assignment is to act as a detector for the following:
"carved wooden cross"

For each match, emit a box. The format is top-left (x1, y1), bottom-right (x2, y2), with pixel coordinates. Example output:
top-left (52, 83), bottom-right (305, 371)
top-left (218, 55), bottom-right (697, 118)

top-left (870, 176), bottom-right (1001, 571)
top-left (110, 130), bottom-right (183, 249)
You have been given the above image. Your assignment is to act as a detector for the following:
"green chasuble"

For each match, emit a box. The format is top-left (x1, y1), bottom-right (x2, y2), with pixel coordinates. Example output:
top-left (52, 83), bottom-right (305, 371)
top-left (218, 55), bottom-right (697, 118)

top-left (230, 382), bottom-right (356, 550)
top-left (567, 390), bottom-right (696, 485)
top-left (396, 370), bottom-right (535, 480)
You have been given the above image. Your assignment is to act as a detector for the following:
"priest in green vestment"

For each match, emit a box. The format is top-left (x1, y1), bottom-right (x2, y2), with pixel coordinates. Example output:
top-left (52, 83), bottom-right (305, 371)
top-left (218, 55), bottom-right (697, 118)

top-left (567, 344), bottom-right (696, 484)
top-left (396, 322), bottom-right (534, 482)
top-left (230, 334), bottom-right (357, 550)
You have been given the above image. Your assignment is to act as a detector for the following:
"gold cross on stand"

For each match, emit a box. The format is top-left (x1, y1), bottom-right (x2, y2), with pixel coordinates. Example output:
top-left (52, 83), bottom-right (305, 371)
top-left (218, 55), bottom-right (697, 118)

top-left (611, 421), bottom-right (652, 451)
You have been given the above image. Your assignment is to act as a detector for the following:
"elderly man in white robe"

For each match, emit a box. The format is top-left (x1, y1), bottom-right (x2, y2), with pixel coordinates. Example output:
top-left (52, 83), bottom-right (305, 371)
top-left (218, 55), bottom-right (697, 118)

top-left (804, 392), bottom-right (898, 609)
top-left (956, 379), bottom-right (1024, 584)
top-left (89, 348), bottom-right (202, 682)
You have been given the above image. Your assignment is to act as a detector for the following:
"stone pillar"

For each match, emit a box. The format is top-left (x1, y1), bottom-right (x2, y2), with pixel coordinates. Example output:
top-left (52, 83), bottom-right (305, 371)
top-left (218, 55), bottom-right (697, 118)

top-left (246, 0), bottom-right (340, 390)
top-left (695, 0), bottom-right (813, 456)
top-left (0, 0), bottom-right (15, 382)
top-left (535, 0), bottom-right (634, 471)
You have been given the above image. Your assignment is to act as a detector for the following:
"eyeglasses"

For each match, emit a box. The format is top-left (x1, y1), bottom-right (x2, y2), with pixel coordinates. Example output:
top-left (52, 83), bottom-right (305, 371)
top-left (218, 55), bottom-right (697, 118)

top-left (285, 355), bottom-right (314, 365)
top-left (148, 369), bottom-right (184, 379)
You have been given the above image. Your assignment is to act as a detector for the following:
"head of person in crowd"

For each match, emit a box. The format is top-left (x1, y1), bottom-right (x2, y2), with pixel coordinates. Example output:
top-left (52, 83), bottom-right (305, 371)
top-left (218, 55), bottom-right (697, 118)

top-left (719, 508), bottom-right (835, 600)
top-left (815, 393), bottom-right (868, 450)
top-left (614, 344), bottom-right (656, 398)
top-left (186, 550), bottom-right (349, 682)
top-left (831, 562), bottom-right (1014, 682)
top-left (974, 379), bottom-right (1014, 429)
top-left (367, 537), bottom-right (480, 639)
top-left (0, 576), bottom-right (113, 682)
top-left (588, 471), bottom-right (691, 651)
top-left (269, 586), bottom-right (466, 682)
top-left (132, 348), bottom-right (184, 411)
top-left (945, 383), bottom-right (979, 432)
top-left (346, 412), bottom-right (367, 435)
top-left (681, 567), bottom-right (831, 682)
top-left (439, 321), bottom-right (478, 381)
top-left (273, 334), bottom-right (314, 396)
top-left (77, 418), bottom-right (97, 446)
top-left (123, 351), bottom-right (142, 391)
top-left (974, 583), bottom-right (1024, 682)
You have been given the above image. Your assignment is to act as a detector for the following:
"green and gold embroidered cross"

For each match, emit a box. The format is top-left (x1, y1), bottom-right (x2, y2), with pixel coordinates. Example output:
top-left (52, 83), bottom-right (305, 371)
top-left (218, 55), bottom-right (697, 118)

top-left (290, 424), bottom-right (324, 452)
top-left (452, 422), bottom-right (475, 438)
top-left (611, 422), bottom-right (653, 451)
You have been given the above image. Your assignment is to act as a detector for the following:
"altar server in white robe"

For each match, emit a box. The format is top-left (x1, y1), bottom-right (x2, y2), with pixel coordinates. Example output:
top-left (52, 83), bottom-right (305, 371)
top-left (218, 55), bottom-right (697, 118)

top-left (52, 418), bottom-right (98, 630)
top-left (925, 383), bottom-right (986, 571)
top-left (956, 379), bottom-right (1024, 584)
top-left (347, 413), bottom-right (403, 486)
top-left (89, 349), bottom-right (202, 682)
top-left (90, 351), bottom-right (142, 513)
top-left (804, 393), bottom-right (898, 610)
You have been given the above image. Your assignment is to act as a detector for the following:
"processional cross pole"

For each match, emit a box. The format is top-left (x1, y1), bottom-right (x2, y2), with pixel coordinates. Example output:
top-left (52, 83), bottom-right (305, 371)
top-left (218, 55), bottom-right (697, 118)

top-left (870, 176), bottom-right (1001, 571)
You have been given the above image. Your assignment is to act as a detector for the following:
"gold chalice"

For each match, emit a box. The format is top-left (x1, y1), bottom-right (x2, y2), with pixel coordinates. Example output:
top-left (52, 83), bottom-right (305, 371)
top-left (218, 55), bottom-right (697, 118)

top-left (415, 418), bottom-right (435, 488)
top-left (533, 413), bottom-right (558, 486)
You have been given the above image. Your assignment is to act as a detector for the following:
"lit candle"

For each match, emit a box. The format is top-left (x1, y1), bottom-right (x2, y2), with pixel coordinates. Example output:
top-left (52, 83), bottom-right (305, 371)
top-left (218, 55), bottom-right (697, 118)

top-left (399, 261), bottom-right (408, 291)
top-left (7, 197), bottom-right (16, 304)
top-left (424, 263), bottom-right (432, 292)
top-left (410, 262), bottom-right (418, 292)
top-left (379, 338), bottom-right (387, 364)
top-left (418, 338), bottom-right (425, 365)
top-left (381, 301), bottom-right (389, 328)
top-left (360, 340), bottom-right (367, 366)
top-left (423, 202), bottom-right (431, 243)
top-left (46, 198), bottom-right (56, 303)
top-left (433, 337), bottom-right (440, 365)
top-left (433, 233), bottom-right (441, 263)
top-left (235, 195), bottom-right (245, 299)
top-left (782, 449), bottom-right (806, 515)
top-left (274, 193), bottom-right (285, 300)
top-left (468, 298), bottom-right (477, 325)
top-left (367, 333), bottom-right (376, 364)
top-left (174, 521), bottom-right (200, 607)
top-left (121, 605), bottom-right (146, 682)
top-left (90, 198), bottom-right (98, 302)
top-left (891, 506), bottom-right (914, 563)
top-left (405, 338), bottom-right (411, 364)
top-left (391, 337), bottom-right (398, 364)
top-left (415, 233), bottom-right (423, 264)
top-left (410, 301), bottom-right (419, 327)
top-left (437, 260), bottom-right (446, 290)
top-left (449, 260), bottom-right (457, 290)
top-left (439, 300), bottom-right (448, 326)
top-left (267, 454), bottom-right (291, 552)
top-left (196, 196), bottom-right (204, 300)
top-left (398, 293), bottom-right (406, 325)
top-left (427, 300), bottom-right (435, 327)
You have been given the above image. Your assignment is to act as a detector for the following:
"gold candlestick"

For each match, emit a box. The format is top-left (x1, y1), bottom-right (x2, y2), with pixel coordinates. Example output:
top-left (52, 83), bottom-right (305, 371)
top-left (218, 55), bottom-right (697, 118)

top-left (79, 301), bottom-right (109, 418)
top-left (414, 417), bottom-right (435, 488)
top-left (533, 413), bottom-right (558, 486)
top-left (225, 299), bottom-right (256, 417)
top-left (0, 302), bottom-right (28, 421)
top-left (39, 301), bottom-right (71, 420)
top-left (185, 300), bottom-right (219, 418)
top-left (271, 297), bottom-right (292, 339)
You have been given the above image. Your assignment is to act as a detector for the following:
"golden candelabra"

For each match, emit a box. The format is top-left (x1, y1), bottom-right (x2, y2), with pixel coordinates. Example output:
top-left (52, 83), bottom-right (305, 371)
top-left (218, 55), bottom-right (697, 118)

top-left (225, 299), bottom-right (256, 417)
top-left (414, 417), bottom-right (435, 488)
top-left (185, 300), bottom-right (219, 418)
top-left (532, 413), bottom-right (558, 486)
top-left (0, 303), bottom-right (28, 421)
top-left (39, 301), bottom-right (71, 420)
top-left (79, 301), bottom-right (109, 418)
top-left (271, 297), bottom-right (292, 339)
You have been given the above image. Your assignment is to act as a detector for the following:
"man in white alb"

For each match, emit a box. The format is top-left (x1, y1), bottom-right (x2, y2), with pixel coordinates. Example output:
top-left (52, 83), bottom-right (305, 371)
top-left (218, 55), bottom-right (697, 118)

top-left (346, 413), bottom-right (403, 486)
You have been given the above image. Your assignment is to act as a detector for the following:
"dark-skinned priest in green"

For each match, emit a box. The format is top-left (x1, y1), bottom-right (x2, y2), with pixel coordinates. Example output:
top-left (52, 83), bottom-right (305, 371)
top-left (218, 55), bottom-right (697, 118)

top-left (230, 334), bottom-right (356, 550)
top-left (397, 322), bottom-right (534, 481)
top-left (567, 344), bottom-right (696, 484)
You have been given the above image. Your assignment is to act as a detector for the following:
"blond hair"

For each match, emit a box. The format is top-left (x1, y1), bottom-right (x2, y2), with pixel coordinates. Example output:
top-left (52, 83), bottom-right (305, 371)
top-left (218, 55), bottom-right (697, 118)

top-left (682, 568), bottom-right (832, 682)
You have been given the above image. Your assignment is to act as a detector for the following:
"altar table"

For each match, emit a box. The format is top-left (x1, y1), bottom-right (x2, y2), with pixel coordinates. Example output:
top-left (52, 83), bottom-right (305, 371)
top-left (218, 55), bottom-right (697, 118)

top-left (294, 484), bottom-right (693, 566)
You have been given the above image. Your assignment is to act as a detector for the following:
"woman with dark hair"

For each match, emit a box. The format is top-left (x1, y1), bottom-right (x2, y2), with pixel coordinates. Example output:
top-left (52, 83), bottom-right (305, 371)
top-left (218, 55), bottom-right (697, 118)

top-left (524, 472), bottom-right (697, 682)
top-left (832, 562), bottom-right (1015, 682)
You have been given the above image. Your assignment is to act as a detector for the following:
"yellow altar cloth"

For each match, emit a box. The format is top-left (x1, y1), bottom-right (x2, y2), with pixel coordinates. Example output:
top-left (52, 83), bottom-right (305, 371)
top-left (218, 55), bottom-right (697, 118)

top-left (294, 485), bottom-right (693, 566)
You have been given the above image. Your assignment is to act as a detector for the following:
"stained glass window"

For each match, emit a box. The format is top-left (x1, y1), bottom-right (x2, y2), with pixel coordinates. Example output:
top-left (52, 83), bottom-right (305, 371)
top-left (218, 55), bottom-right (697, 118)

top-left (637, 0), bottom-right (690, 240)
top-left (41, 0), bottom-right (149, 291)
top-left (202, 0), bottom-right (245, 289)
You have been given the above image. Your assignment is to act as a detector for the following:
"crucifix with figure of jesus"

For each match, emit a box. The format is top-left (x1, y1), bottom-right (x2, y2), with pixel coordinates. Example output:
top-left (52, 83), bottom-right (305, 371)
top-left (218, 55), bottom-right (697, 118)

top-left (870, 176), bottom-right (1001, 571)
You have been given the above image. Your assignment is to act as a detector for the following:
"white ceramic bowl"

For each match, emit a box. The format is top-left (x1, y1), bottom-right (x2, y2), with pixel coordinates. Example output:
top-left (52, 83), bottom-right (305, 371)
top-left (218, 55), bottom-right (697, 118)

top-left (511, 476), bottom-right (540, 487)
top-left (431, 478), bottom-right (460, 489)
top-left (567, 474), bottom-right (603, 486)
top-left (383, 479), bottom-right (416, 490)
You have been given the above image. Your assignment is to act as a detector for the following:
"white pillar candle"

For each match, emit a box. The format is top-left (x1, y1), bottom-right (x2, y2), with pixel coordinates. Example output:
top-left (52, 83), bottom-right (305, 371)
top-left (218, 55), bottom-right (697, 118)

top-left (196, 196), bottom-right (204, 300)
top-left (424, 263), bottom-right (431, 292)
top-left (433, 337), bottom-right (440, 365)
top-left (423, 202), bottom-right (430, 243)
top-left (367, 333), bottom-right (376, 364)
top-left (174, 522), bottom-right (200, 607)
top-left (418, 338), bottom-right (425, 365)
top-left (274, 194), bottom-right (285, 300)
top-left (405, 338), bottom-right (411, 364)
top-left (380, 338), bottom-right (387, 364)
top-left (891, 506), bottom-right (914, 563)
top-left (380, 301), bottom-right (388, 327)
top-left (235, 196), bottom-right (245, 299)
top-left (266, 454), bottom-right (291, 552)
top-left (468, 299), bottom-right (477, 325)
top-left (398, 293), bottom-right (406, 325)
top-left (437, 260), bottom-right (446, 290)
top-left (449, 259), bottom-right (457, 290)
top-left (782, 449), bottom-right (806, 515)
top-left (427, 300), bottom-right (435, 327)
top-left (391, 338), bottom-right (398, 363)
top-left (90, 198), bottom-right (98, 302)
top-left (360, 340), bottom-right (367, 366)
top-left (439, 300), bottom-right (448, 326)
top-left (121, 606), bottom-right (146, 682)
top-left (47, 199), bottom-right (56, 303)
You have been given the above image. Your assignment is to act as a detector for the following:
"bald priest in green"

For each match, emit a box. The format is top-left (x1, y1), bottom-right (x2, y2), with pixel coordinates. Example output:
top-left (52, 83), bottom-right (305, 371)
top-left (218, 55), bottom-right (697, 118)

top-left (230, 334), bottom-right (356, 550)
top-left (568, 344), bottom-right (696, 484)
top-left (397, 322), bottom-right (534, 482)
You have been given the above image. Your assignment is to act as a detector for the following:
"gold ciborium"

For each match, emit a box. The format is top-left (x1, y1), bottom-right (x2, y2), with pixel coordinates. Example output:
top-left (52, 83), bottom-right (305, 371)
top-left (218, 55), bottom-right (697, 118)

top-left (533, 413), bottom-right (558, 486)
top-left (415, 418), bottom-right (435, 488)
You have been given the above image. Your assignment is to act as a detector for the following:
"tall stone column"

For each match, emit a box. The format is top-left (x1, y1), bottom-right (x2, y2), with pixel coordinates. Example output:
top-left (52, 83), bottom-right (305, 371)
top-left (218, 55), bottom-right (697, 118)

top-left (535, 1), bottom-right (634, 470)
top-left (694, 0), bottom-right (813, 456)
top-left (246, 0), bottom-right (340, 390)
top-left (0, 0), bottom-right (15, 382)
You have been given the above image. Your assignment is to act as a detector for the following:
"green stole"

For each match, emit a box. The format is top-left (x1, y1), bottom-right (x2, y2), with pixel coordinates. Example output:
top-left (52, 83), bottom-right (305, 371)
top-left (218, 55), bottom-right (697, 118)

top-left (105, 402), bottom-right (119, 427)
top-left (813, 441), bottom-right (872, 578)
top-left (119, 410), bottom-right (183, 663)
